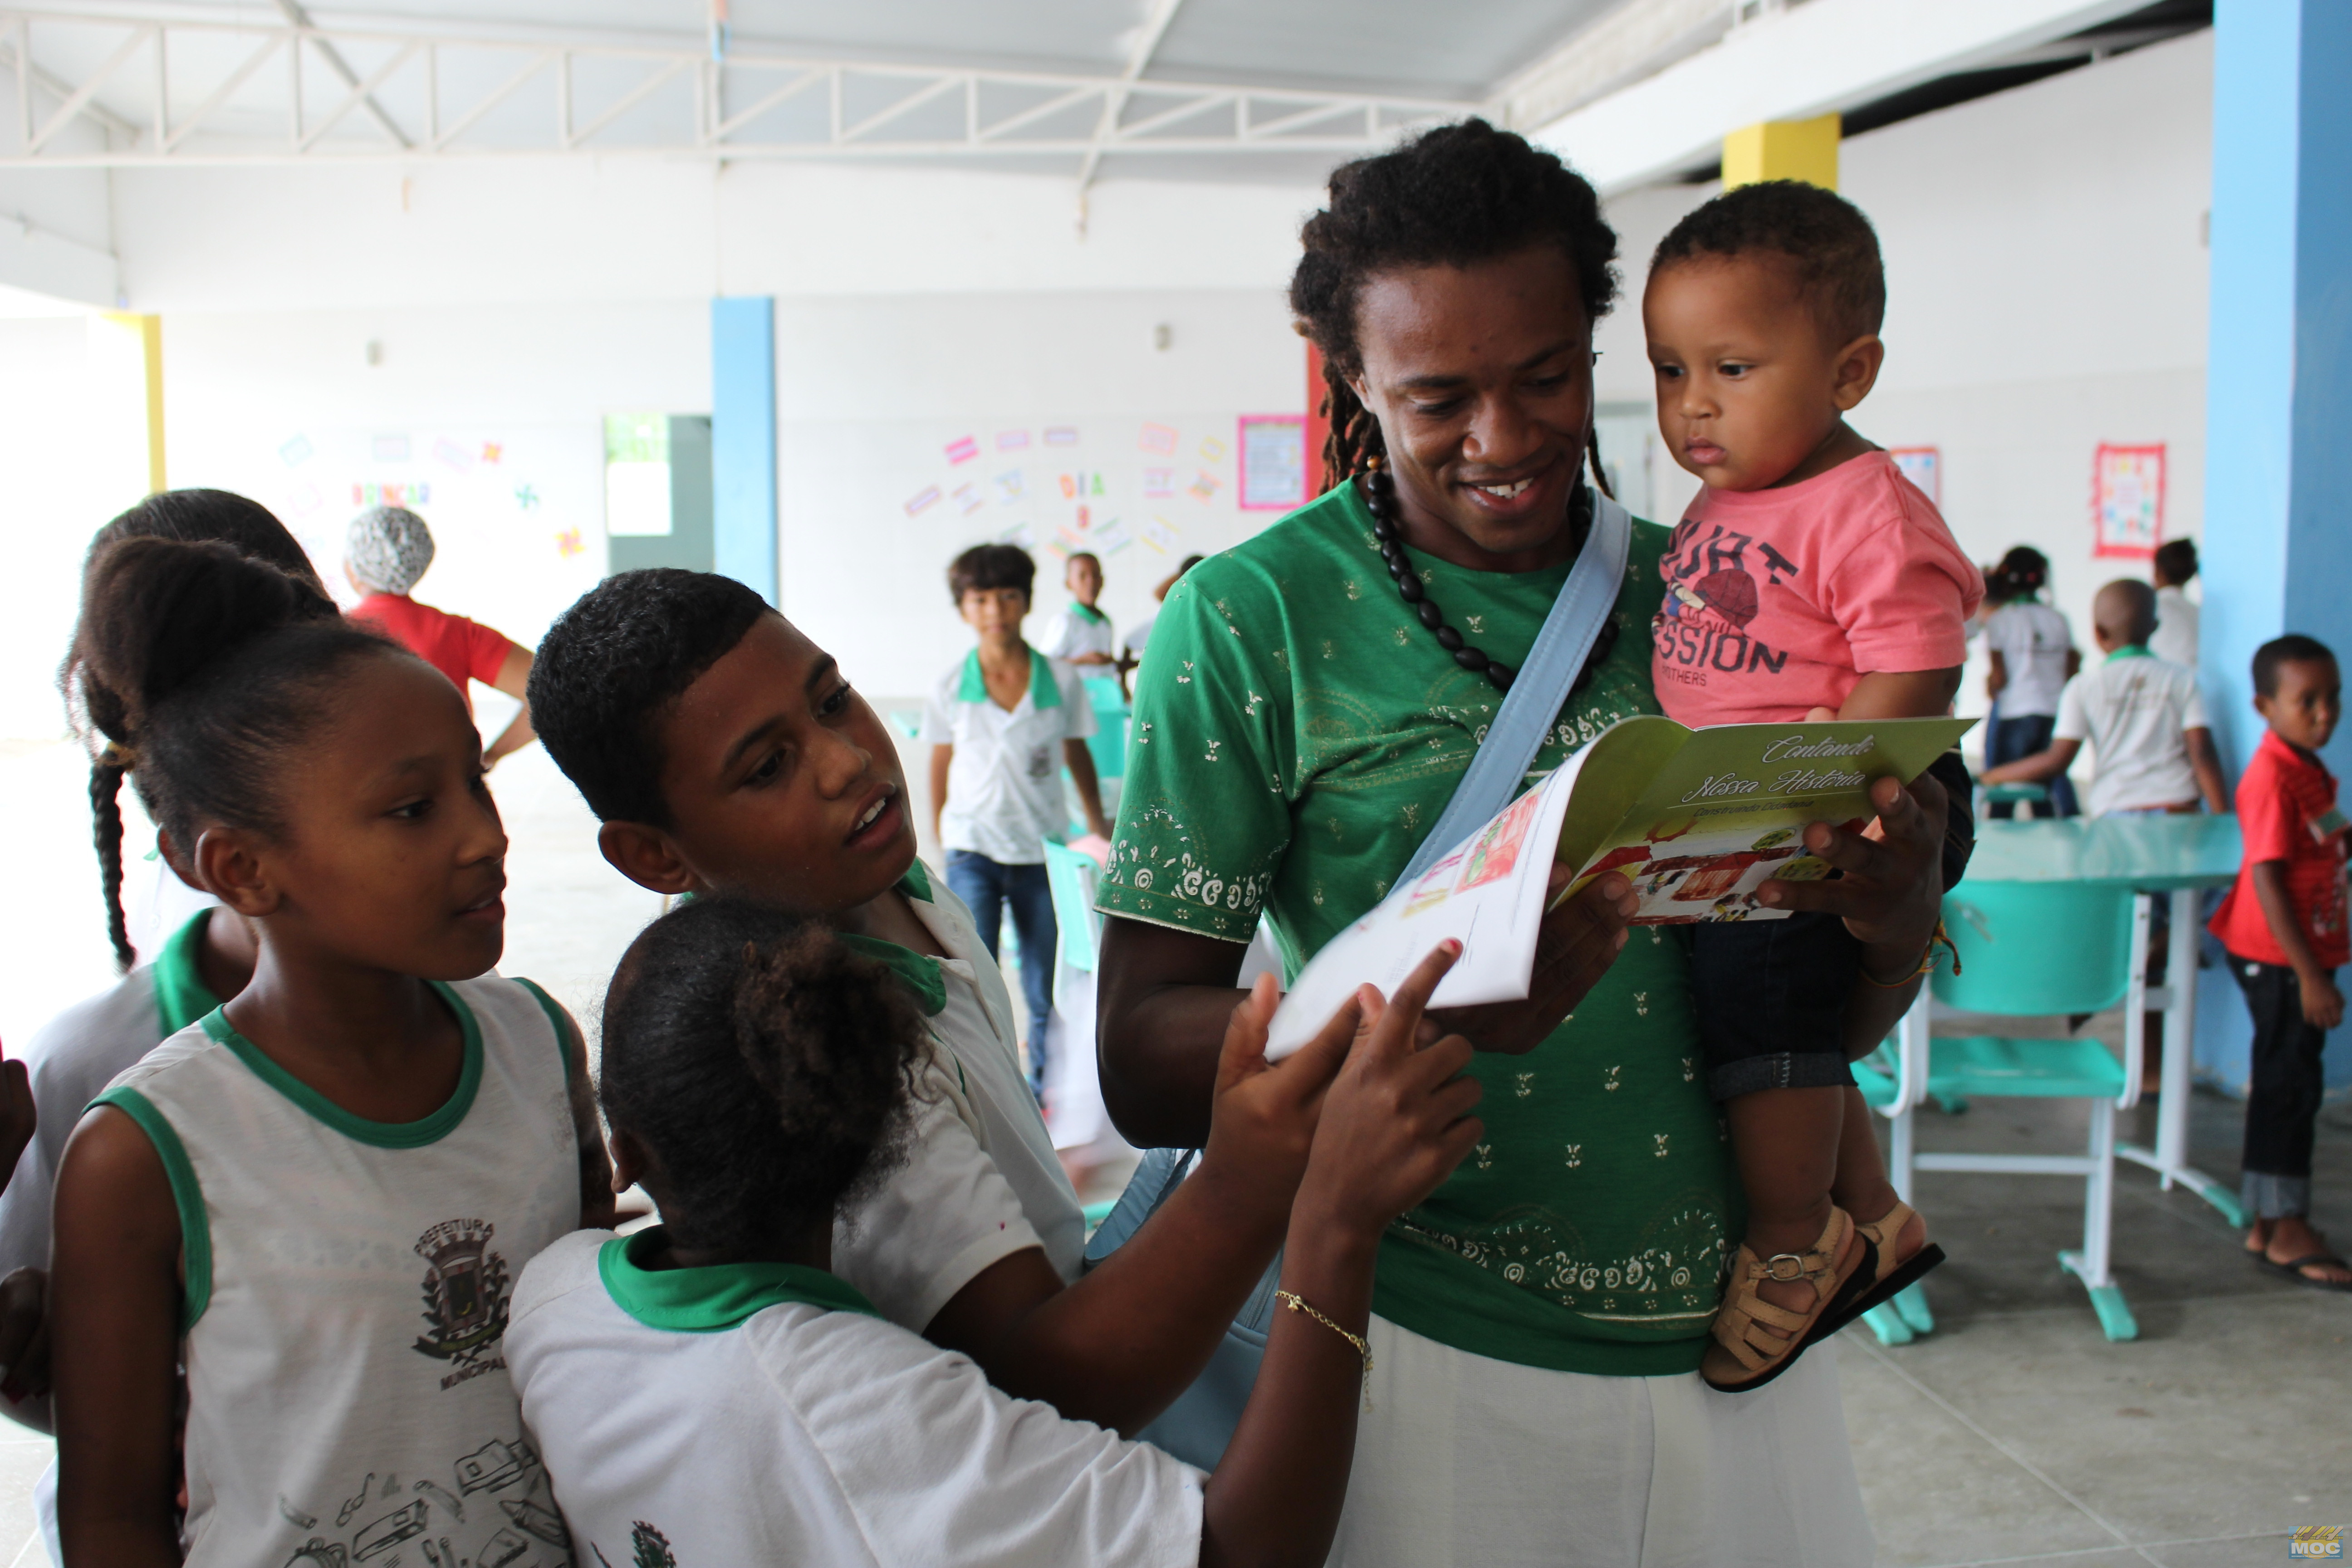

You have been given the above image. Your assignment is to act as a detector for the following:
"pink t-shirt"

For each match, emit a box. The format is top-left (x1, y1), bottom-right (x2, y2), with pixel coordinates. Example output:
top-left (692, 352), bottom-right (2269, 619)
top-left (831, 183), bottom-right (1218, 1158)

top-left (1649, 450), bottom-right (1981, 725)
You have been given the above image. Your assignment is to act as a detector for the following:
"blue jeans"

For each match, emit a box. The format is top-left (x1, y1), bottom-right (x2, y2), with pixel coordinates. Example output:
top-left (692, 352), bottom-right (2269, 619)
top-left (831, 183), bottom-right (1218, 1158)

top-left (1986, 712), bottom-right (2079, 818)
top-left (944, 850), bottom-right (1057, 1100)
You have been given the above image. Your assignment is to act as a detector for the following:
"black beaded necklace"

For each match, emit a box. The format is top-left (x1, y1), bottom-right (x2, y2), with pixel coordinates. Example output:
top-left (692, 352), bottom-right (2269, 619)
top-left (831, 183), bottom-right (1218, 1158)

top-left (1360, 463), bottom-right (1619, 696)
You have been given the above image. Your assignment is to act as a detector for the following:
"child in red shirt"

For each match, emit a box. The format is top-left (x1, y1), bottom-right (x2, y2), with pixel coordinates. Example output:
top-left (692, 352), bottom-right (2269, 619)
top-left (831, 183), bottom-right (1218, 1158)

top-left (1642, 182), bottom-right (1980, 1388)
top-left (2207, 634), bottom-right (2349, 1289)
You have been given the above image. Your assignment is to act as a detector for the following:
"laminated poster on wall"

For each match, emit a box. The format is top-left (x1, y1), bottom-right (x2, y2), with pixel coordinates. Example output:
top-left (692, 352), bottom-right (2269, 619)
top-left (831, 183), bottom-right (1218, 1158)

top-left (2092, 443), bottom-right (2165, 559)
top-left (249, 425), bottom-right (605, 650)
top-left (1264, 714), bottom-right (1974, 1059)
top-left (1238, 414), bottom-right (1307, 511)
top-left (1889, 446), bottom-right (1940, 505)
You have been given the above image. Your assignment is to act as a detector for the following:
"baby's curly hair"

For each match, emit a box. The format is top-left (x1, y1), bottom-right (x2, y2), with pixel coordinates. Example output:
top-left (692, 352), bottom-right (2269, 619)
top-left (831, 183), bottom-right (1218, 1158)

top-left (598, 897), bottom-right (929, 1251)
top-left (1289, 118), bottom-right (1621, 492)
top-left (1651, 180), bottom-right (1886, 346)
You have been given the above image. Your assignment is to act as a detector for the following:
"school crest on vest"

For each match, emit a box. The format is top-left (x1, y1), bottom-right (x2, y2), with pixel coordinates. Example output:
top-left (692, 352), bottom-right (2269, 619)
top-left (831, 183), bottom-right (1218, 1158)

top-left (412, 1218), bottom-right (512, 1374)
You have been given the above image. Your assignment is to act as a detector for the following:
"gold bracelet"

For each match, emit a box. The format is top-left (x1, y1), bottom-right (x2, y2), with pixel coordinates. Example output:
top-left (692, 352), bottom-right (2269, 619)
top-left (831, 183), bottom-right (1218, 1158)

top-left (1860, 919), bottom-right (1961, 987)
top-left (1274, 1289), bottom-right (1374, 1411)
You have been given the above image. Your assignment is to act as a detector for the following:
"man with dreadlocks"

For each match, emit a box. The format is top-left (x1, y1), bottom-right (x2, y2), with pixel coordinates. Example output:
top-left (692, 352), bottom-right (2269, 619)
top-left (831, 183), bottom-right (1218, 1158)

top-left (1095, 120), bottom-right (1951, 1564)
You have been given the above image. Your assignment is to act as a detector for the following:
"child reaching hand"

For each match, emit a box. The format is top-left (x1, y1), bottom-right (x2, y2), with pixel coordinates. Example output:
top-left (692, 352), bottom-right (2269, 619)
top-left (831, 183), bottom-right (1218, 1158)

top-left (48, 539), bottom-right (610, 1567)
top-left (508, 898), bottom-right (1481, 1566)
top-left (1642, 181), bottom-right (1980, 1390)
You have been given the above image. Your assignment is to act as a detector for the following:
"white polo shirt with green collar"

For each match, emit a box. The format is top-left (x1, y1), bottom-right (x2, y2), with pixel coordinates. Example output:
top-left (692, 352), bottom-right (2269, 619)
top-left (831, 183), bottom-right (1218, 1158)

top-left (921, 647), bottom-right (1097, 864)
top-left (509, 1228), bottom-right (1203, 1567)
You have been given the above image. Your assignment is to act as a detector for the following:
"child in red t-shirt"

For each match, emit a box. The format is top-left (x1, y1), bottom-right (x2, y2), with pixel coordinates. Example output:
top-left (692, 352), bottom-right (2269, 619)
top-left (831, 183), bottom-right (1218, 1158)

top-left (1642, 182), bottom-right (1982, 1388)
top-left (2207, 634), bottom-right (2349, 1290)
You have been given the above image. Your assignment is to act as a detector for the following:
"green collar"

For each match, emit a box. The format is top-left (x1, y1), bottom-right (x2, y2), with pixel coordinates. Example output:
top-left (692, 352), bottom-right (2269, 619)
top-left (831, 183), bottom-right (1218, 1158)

top-left (598, 1229), bottom-right (879, 1333)
top-left (201, 981), bottom-right (484, 1148)
top-left (2104, 644), bottom-right (2154, 664)
top-left (838, 864), bottom-right (946, 1015)
top-left (1071, 602), bottom-right (1107, 625)
top-left (956, 647), bottom-right (1062, 710)
top-left (152, 910), bottom-right (226, 1036)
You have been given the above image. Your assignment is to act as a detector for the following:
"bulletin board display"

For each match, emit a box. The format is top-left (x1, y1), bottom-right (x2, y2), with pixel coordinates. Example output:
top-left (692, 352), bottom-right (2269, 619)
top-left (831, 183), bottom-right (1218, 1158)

top-left (1889, 446), bottom-right (1941, 505)
top-left (1237, 414), bottom-right (1308, 511)
top-left (188, 424), bottom-right (609, 655)
top-left (2091, 442), bottom-right (2166, 560)
top-left (783, 411), bottom-right (1289, 697)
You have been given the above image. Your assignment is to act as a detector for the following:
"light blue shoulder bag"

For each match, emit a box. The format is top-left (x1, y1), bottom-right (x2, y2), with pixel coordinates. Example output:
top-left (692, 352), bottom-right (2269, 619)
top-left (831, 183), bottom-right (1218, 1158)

top-left (1086, 492), bottom-right (1632, 1468)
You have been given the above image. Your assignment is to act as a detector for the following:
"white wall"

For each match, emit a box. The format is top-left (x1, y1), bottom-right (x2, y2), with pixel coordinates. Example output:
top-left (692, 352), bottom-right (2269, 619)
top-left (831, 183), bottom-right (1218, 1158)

top-left (1593, 29), bottom-right (2215, 727)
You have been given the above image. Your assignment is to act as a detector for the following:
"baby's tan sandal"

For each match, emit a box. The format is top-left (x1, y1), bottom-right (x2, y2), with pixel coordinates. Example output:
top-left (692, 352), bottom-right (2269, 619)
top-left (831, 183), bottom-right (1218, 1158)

top-left (1701, 1206), bottom-right (1871, 1393)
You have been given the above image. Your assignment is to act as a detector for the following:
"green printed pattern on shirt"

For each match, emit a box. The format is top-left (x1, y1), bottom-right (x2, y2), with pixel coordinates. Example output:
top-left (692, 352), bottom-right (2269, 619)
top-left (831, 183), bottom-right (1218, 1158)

top-left (1098, 482), bottom-right (1738, 1375)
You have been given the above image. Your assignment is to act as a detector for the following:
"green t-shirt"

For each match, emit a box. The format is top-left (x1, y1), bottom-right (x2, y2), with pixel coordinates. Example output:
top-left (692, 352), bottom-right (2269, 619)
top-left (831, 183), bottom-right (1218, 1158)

top-left (1099, 481), bottom-right (1736, 1376)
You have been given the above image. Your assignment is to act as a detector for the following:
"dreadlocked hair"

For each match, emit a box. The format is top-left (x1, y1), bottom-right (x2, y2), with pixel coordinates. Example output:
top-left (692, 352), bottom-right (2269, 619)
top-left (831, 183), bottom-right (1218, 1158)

top-left (598, 897), bottom-right (929, 1252)
top-left (67, 537), bottom-right (397, 970)
top-left (1290, 118), bottom-right (1621, 492)
top-left (62, 491), bottom-right (325, 972)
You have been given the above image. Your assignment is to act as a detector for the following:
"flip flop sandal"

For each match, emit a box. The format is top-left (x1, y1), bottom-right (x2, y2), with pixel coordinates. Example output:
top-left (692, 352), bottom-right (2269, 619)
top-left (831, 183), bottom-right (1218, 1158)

top-left (1702, 1206), bottom-right (1872, 1394)
top-left (1816, 1200), bottom-right (1949, 1340)
top-left (2254, 1251), bottom-right (2352, 1293)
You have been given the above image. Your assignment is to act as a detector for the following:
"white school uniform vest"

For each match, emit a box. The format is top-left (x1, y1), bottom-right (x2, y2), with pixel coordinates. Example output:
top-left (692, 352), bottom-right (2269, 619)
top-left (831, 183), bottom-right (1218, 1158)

top-left (97, 976), bottom-right (581, 1568)
top-left (509, 1230), bottom-right (1204, 1568)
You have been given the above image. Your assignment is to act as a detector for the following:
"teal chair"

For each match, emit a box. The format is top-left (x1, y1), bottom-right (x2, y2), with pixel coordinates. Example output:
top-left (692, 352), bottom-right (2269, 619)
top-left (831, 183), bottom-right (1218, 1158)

top-left (1081, 676), bottom-right (1130, 783)
top-left (1856, 879), bottom-right (2151, 1343)
top-left (1041, 842), bottom-right (1105, 1014)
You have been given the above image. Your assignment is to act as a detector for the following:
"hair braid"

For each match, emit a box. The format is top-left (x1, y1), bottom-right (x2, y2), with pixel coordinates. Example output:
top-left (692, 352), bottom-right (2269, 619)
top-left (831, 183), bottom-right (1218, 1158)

top-left (90, 759), bottom-right (135, 972)
top-left (1586, 426), bottom-right (1615, 501)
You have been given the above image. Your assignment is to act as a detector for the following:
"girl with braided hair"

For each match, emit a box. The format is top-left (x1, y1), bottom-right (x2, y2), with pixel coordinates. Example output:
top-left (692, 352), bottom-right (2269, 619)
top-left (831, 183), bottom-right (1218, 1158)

top-left (1097, 120), bottom-right (1950, 1563)
top-left (0, 494), bottom-right (318, 1496)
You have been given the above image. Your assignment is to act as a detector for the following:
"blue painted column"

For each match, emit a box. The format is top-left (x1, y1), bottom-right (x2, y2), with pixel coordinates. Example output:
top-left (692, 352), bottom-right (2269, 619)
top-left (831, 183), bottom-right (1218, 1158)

top-left (2196, 0), bottom-right (2352, 1093)
top-left (711, 296), bottom-right (779, 606)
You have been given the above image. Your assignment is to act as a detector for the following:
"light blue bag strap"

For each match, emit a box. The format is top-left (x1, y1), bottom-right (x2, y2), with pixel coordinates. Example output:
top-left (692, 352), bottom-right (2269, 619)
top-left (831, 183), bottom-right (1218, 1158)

top-left (1396, 492), bottom-right (1632, 886)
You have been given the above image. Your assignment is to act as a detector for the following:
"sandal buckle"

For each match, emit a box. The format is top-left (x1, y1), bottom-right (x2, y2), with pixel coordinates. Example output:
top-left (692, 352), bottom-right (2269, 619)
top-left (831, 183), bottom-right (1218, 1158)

top-left (1762, 1252), bottom-right (1809, 1282)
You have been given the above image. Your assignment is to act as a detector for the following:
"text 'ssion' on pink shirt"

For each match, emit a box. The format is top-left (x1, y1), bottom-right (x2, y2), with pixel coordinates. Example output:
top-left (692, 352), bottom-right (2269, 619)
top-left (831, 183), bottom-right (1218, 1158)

top-left (350, 593), bottom-right (516, 717)
top-left (1649, 450), bottom-right (1983, 726)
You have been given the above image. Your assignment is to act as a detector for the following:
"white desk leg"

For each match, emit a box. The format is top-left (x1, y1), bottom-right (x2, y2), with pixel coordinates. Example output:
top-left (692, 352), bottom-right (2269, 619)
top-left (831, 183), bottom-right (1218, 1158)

top-left (2119, 887), bottom-right (2247, 1225)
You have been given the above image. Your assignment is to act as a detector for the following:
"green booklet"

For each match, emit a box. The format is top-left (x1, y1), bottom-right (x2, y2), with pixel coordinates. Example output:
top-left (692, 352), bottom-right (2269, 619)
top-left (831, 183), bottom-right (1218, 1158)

top-left (1264, 715), bottom-right (1973, 1058)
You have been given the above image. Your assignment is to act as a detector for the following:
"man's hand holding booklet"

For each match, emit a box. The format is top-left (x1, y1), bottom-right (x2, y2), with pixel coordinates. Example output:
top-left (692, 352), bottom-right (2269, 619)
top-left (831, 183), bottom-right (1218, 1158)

top-left (1264, 714), bottom-right (1974, 1059)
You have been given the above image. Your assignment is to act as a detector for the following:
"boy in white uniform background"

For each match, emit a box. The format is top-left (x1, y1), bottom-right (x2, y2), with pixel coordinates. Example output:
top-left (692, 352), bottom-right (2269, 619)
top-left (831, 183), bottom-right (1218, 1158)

top-left (925, 544), bottom-right (1112, 1102)
top-left (1036, 551), bottom-right (1118, 668)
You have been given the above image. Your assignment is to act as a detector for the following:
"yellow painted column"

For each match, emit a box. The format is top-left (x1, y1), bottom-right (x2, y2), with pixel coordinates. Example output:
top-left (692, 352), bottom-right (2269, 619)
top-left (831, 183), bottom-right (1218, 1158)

top-left (89, 311), bottom-right (166, 498)
top-left (1721, 113), bottom-right (1841, 191)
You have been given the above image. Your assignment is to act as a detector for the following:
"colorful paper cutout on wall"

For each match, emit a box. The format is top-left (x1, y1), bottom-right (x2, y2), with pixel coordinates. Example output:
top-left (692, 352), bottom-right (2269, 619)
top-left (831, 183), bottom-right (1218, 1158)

top-left (997, 430), bottom-right (1030, 450)
top-left (946, 436), bottom-right (980, 465)
top-left (435, 438), bottom-right (474, 472)
top-left (1142, 468), bottom-right (1175, 498)
top-left (1238, 415), bottom-right (1307, 511)
top-left (1139, 422), bottom-right (1178, 455)
top-left (1044, 426), bottom-right (1080, 447)
top-left (906, 485), bottom-right (943, 517)
top-left (1143, 516), bottom-right (1181, 552)
top-left (2092, 443), bottom-right (2165, 559)
top-left (353, 481), bottom-right (431, 508)
top-left (1189, 471), bottom-right (1221, 502)
top-left (1889, 446), bottom-right (1940, 504)
top-left (554, 527), bottom-right (585, 559)
top-left (951, 482), bottom-right (984, 515)
top-left (1093, 518), bottom-right (1134, 554)
top-left (514, 483), bottom-right (539, 510)
top-left (998, 521), bottom-right (1037, 549)
top-left (279, 434), bottom-right (314, 467)
top-left (480, 442), bottom-right (503, 464)
top-left (995, 469), bottom-right (1025, 502)
top-left (372, 435), bottom-right (412, 463)
top-left (1198, 436), bottom-right (1226, 461)
top-left (285, 481), bottom-right (323, 516)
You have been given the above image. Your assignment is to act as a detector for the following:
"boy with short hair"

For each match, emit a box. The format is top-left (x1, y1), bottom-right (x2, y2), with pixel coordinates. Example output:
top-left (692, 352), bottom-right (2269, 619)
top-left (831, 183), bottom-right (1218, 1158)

top-left (926, 544), bottom-right (1114, 1100)
top-left (2208, 635), bottom-right (2350, 1289)
top-left (1984, 578), bottom-right (2228, 818)
top-left (1036, 550), bottom-right (1117, 667)
top-left (525, 567), bottom-right (1373, 1430)
top-left (2149, 538), bottom-right (2200, 669)
top-left (1643, 179), bottom-right (1981, 1390)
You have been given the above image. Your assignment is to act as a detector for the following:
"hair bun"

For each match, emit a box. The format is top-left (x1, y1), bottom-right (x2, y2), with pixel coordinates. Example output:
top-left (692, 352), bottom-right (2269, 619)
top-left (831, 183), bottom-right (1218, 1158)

top-left (80, 536), bottom-right (338, 728)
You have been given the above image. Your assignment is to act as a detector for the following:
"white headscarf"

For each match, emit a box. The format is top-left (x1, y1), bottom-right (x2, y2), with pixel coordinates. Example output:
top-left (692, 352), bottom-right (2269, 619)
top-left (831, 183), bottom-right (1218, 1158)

top-left (346, 505), bottom-right (436, 596)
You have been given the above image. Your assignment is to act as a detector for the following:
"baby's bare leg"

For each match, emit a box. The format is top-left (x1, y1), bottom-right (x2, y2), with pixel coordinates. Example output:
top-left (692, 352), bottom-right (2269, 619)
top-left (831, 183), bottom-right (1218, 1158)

top-left (1830, 1085), bottom-right (1925, 1260)
top-left (1726, 1085), bottom-right (1851, 1338)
